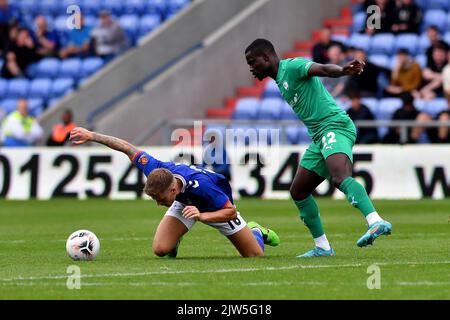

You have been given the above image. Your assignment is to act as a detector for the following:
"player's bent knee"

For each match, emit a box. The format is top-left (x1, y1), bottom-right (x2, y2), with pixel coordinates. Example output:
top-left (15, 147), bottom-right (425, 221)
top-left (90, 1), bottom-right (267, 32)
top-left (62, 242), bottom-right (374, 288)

top-left (331, 175), bottom-right (350, 189)
top-left (152, 243), bottom-right (171, 257)
top-left (289, 187), bottom-right (310, 201)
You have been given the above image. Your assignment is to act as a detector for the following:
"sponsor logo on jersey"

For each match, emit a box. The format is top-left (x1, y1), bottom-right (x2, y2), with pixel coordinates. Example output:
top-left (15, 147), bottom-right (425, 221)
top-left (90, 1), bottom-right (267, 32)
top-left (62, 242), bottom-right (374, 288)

top-left (283, 81), bottom-right (289, 90)
top-left (139, 155), bottom-right (149, 165)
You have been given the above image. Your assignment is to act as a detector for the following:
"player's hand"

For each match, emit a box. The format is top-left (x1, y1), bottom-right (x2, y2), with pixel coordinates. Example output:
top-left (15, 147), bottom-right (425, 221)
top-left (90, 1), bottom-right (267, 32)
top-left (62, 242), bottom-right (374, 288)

top-left (343, 59), bottom-right (365, 76)
top-left (70, 127), bottom-right (94, 145)
top-left (182, 206), bottom-right (201, 221)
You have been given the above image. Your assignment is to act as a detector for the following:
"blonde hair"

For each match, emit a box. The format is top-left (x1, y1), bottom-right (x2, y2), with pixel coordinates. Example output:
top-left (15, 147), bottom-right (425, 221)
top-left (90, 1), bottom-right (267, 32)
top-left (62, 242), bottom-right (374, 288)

top-left (144, 168), bottom-right (174, 197)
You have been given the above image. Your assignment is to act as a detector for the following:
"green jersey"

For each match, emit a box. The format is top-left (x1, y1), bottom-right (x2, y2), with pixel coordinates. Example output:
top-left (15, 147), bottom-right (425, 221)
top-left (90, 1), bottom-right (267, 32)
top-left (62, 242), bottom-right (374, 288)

top-left (275, 58), bottom-right (354, 142)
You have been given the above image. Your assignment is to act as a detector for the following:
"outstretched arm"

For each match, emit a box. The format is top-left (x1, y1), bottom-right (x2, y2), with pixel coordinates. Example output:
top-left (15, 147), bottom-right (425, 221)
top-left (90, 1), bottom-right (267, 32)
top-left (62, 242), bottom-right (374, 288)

top-left (70, 127), bottom-right (139, 161)
top-left (308, 59), bottom-right (365, 78)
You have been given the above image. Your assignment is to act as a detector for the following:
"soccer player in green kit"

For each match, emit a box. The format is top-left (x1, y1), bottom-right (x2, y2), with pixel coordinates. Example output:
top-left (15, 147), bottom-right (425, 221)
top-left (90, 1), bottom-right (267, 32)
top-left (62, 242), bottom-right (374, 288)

top-left (245, 39), bottom-right (392, 258)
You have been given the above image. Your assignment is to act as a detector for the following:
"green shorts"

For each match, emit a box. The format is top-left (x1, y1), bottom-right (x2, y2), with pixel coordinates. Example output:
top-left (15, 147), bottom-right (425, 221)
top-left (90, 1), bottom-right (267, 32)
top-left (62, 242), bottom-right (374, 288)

top-left (300, 129), bottom-right (356, 180)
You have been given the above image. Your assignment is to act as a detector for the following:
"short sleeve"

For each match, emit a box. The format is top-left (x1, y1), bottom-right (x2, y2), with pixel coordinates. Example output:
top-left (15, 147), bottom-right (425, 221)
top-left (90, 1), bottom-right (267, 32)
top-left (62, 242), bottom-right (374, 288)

top-left (132, 151), bottom-right (162, 177)
top-left (292, 58), bottom-right (314, 79)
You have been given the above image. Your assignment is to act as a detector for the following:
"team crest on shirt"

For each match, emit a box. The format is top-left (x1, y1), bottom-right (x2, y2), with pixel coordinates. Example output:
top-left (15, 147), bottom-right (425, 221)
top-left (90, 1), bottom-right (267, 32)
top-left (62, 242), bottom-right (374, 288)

top-left (138, 155), bottom-right (149, 165)
top-left (283, 81), bottom-right (289, 90)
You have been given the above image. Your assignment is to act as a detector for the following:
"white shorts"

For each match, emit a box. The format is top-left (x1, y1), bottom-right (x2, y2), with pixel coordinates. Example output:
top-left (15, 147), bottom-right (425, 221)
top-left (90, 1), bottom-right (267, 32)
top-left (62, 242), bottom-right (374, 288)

top-left (165, 201), bottom-right (247, 236)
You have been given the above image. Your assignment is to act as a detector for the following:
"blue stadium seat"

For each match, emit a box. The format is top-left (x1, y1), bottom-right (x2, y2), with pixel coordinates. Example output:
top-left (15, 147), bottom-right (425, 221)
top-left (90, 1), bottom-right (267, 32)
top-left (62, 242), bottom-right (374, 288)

top-left (7, 79), bottom-right (30, 99)
top-left (0, 99), bottom-right (18, 114)
top-left (368, 54), bottom-right (390, 69)
top-left (47, 98), bottom-right (61, 109)
top-left (0, 79), bottom-right (7, 100)
top-left (51, 78), bottom-right (75, 98)
top-left (423, 10), bottom-right (447, 33)
top-left (280, 101), bottom-right (297, 120)
top-left (349, 33), bottom-right (371, 52)
top-left (83, 15), bottom-right (98, 29)
top-left (285, 126), bottom-right (310, 145)
top-left (147, 0), bottom-right (167, 15)
top-left (369, 33), bottom-right (396, 55)
top-left (36, 58), bottom-right (60, 79)
top-left (29, 79), bottom-right (52, 100)
top-left (124, 0), bottom-right (146, 15)
top-left (378, 98), bottom-right (402, 120)
top-left (119, 14), bottom-right (140, 38)
top-left (415, 54), bottom-right (427, 68)
top-left (418, 32), bottom-right (431, 54)
top-left (81, 57), bottom-right (104, 78)
top-left (19, 0), bottom-right (39, 16)
top-left (168, 0), bottom-right (190, 12)
top-left (39, 0), bottom-right (59, 16)
top-left (361, 98), bottom-right (379, 114)
top-left (395, 34), bottom-right (419, 56)
top-left (139, 14), bottom-right (162, 35)
top-left (331, 35), bottom-right (349, 46)
top-left (59, 58), bottom-right (82, 79)
top-left (28, 99), bottom-right (44, 117)
top-left (53, 16), bottom-right (69, 34)
top-left (352, 12), bottom-right (367, 33)
top-left (102, 0), bottom-right (124, 15)
top-left (285, 126), bottom-right (301, 144)
top-left (81, 0), bottom-right (102, 15)
top-left (258, 98), bottom-right (283, 120)
top-left (428, 0), bottom-right (450, 10)
top-left (232, 98), bottom-right (259, 120)
top-left (426, 98), bottom-right (448, 116)
top-left (414, 99), bottom-right (428, 112)
top-left (262, 79), bottom-right (282, 98)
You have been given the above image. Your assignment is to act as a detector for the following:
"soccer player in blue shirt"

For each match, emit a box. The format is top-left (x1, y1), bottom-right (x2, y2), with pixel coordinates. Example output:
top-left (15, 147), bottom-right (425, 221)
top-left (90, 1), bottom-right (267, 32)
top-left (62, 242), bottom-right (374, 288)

top-left (70, 127), bottom-right (280, 258)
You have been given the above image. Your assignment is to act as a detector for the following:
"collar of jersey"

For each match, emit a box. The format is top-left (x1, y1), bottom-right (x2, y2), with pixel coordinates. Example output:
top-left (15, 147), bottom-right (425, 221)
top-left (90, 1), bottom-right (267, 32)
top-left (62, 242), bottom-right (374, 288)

top-left (173, 174), bottom-right (187, 193)
top-left (275, 59), bottom-right (286, 84)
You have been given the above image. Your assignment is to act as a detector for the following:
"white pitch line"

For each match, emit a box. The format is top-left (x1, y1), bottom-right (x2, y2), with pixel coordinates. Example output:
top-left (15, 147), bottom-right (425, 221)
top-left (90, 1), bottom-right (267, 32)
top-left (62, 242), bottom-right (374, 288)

top-left (1, 260), bottom-right (449, 283)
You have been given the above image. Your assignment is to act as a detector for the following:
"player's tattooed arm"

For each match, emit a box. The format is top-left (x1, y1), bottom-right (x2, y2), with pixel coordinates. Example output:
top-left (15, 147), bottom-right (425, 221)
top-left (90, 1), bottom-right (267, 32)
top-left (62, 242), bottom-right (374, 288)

top-left (70, 127), bottom-right (139, 161)
top-left (308, 59), bottom-right (365, 78)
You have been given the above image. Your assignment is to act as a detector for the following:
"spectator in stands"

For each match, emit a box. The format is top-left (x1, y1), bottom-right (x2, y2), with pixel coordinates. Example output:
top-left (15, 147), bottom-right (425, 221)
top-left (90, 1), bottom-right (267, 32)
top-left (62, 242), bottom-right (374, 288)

top-left (416, 43), bottom-right (447, 100)
top-left (312, 27), bottom-right (333, 64)
top-left (345, 48), bottom-right (390, 98)
top-left (0, 99), bottom-right (43, 147)
top-left (364, 0), bottom-right (397, 35)
top-left (0, 0), bottom-right (21, 55)
top-left (33, 15), bottom-right (60, 58)
top-left (59, 13), bottom-right (92, 59)
top-left (442, 50), bottom-right (450, 98)
top-left (391, 0), bottom-right (422, 34)
top-left (414, 45), bottom-right (447, 100)
top-left (321, 44), bottom-right (348, 98)
top-left (46, 109), bottom-right (77, 146)
top-left (425, 25), bottom-right (449, 68)
top-left (430, 99), bottom-right (450, 143)
top-left (382, 92), bottom-right (431, 144)
top-left (1, 27), bottom-right (40, 78)
top-left (91, 10), bottom-right (128, 61)
top-left (385, 48), bottom-right (422, 97)
top-left (346, 91), bottom-right (379, 144)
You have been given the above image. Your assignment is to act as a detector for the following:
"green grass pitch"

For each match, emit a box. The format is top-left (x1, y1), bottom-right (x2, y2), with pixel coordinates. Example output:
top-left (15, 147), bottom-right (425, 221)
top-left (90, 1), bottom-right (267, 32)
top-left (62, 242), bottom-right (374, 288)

top-left (0, 198), bottom-right (449, 300)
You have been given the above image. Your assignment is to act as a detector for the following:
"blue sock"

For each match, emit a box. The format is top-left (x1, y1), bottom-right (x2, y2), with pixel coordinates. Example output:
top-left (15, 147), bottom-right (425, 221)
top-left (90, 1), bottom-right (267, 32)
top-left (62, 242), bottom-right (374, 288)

top-left (252, 228), bottom-right (264, 252)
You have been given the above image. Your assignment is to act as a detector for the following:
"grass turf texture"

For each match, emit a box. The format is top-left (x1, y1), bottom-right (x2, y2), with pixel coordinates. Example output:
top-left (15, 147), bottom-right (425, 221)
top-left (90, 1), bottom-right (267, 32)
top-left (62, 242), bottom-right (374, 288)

top-left (0, 198), bottom-right (449, 300)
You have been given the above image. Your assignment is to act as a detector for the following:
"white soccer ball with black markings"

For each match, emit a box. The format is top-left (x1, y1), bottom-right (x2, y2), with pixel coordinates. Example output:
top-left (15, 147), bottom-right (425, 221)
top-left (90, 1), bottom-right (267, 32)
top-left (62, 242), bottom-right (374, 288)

top-left (66, 230), bottom-right (100, 261)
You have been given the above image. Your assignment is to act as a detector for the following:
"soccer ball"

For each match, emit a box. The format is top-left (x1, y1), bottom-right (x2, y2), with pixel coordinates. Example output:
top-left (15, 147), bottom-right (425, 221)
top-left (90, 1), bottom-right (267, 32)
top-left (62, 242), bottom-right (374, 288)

top-left (66, 230), bottom-right (100, 261)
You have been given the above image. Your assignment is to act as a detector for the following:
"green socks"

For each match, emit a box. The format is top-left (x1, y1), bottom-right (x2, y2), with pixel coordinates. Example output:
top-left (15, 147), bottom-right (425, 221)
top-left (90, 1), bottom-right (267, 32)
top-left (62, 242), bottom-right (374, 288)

top-left (293, 195), bottom-right (324, 238)
top-left (338, 177), bottom-right (376, 217)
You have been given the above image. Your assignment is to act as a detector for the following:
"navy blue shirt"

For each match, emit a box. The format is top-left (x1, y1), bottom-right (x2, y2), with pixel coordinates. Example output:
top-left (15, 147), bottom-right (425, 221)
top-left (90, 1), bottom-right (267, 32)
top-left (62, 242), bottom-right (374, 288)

top-left (133, 151), bottom-right (234, 212)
